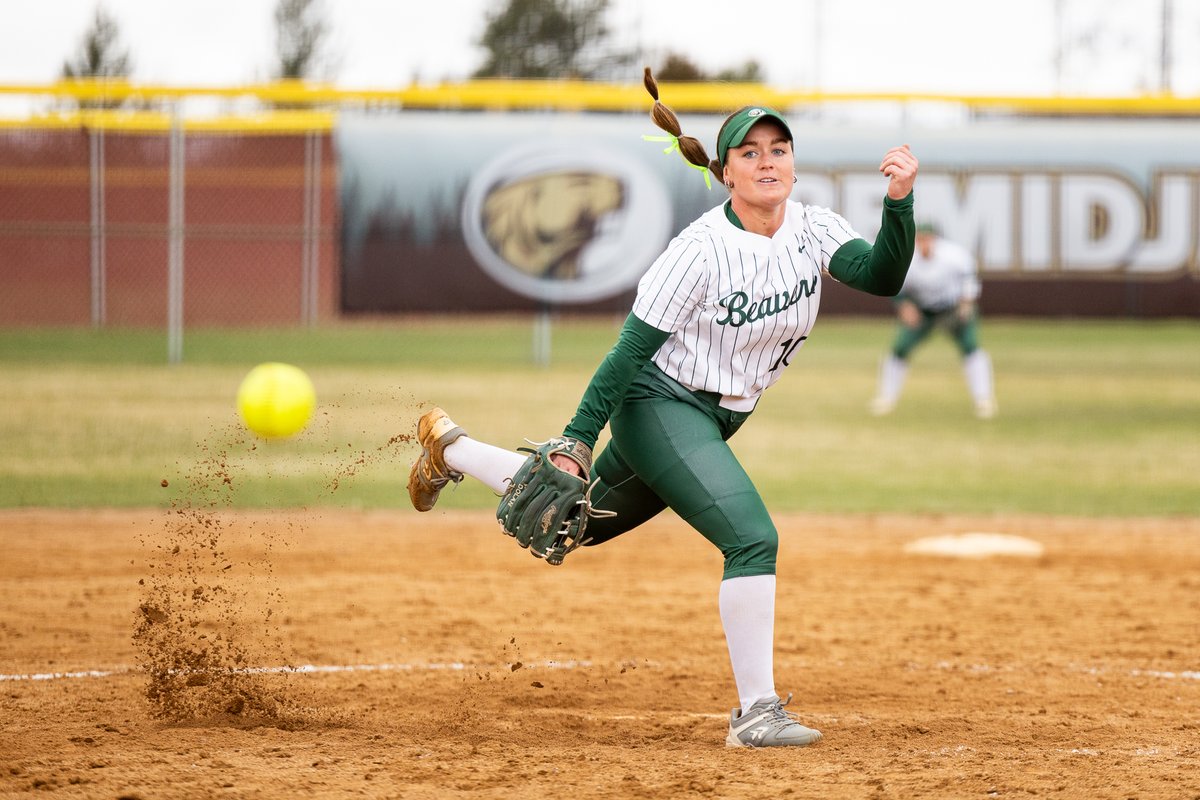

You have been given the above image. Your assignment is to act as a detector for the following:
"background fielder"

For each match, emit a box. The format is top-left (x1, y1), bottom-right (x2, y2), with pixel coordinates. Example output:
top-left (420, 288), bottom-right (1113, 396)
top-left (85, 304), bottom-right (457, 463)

top-left (871, 222), bottom-right (997, 419)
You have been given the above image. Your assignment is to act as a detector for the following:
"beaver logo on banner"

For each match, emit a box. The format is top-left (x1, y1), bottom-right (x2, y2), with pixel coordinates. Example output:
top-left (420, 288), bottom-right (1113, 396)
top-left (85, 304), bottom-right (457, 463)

top-left (461, 143), bottom-right (671, 304)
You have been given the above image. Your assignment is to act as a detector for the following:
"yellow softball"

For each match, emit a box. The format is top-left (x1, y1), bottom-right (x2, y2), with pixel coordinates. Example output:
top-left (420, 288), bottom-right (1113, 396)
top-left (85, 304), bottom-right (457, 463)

top-left (236, 362), bottom-right (316, 439)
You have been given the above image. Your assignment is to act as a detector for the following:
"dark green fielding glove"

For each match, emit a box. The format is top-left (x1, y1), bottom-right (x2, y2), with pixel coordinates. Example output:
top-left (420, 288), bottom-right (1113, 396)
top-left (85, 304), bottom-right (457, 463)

top-left (496, 437), bottom-right (600, 565)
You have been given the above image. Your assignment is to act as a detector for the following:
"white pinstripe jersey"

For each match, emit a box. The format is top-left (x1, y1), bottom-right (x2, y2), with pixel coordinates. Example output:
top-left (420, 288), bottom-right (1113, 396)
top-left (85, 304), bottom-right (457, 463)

top-left (632, 200), bottom-right (861, 410)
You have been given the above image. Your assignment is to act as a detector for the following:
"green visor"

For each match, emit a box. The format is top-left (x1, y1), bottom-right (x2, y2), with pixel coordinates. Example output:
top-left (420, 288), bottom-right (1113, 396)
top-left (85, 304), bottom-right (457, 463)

top-left (717, 106), bottom-right (793, 167)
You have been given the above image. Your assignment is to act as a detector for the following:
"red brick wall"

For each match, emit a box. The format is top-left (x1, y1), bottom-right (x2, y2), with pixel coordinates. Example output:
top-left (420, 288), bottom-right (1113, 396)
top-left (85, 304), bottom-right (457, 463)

top-left (0, 128), bottom-right (339, 327)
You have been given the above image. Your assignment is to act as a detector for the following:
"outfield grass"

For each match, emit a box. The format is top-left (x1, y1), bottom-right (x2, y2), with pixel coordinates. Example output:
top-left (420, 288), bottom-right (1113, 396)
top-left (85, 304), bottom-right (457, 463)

top-left (0, 316), bottom-right (1196, 516)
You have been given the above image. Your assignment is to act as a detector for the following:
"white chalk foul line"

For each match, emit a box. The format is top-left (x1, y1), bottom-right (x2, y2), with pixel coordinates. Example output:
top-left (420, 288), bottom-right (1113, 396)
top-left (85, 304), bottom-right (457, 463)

top-left (0, 659), bottom-right (595, 683)
top-left (1129, 668), bottom-right (1200, 681)
top-left (3, 661), bottom-right (1197, 684)
top-left (917, 662), bottom-right (1200, 682)
top-left (0, 668), bottom-right (123, 682)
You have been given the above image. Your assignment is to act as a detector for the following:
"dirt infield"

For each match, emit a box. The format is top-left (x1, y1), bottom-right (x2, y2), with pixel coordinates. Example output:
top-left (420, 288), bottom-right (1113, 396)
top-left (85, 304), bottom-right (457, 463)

top-left (1, 508), bottom-right (1198, 799)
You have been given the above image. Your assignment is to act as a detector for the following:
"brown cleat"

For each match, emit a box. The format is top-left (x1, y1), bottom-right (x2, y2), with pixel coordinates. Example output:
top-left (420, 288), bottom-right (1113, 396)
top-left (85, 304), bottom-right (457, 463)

top-left (407, 407), bottom-right (467, 512)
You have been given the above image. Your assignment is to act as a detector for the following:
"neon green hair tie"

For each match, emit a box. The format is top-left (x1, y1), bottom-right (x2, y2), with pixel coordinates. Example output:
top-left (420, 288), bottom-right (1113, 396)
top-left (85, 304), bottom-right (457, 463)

top-left (642, 134), bottom-right (712, 190)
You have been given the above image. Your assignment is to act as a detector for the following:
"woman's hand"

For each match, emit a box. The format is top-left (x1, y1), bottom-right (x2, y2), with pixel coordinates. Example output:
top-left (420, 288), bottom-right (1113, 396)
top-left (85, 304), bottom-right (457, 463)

top-left (880, 144), bottom-right (918, 200)
top-left (551, 453), bottom-right (583, 477)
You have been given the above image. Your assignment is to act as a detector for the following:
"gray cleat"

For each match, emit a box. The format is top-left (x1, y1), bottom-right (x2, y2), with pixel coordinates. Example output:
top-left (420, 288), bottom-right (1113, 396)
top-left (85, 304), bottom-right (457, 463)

top-left (726, 693), bottom-right (823, 748)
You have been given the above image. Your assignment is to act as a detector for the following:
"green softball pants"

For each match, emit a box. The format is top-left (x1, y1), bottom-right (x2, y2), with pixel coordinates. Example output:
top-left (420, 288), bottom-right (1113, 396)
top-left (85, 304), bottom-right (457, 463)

top-left (892, 307), bottom-right (980, 360)
top-left (582, 365), bottom-right (778, 579)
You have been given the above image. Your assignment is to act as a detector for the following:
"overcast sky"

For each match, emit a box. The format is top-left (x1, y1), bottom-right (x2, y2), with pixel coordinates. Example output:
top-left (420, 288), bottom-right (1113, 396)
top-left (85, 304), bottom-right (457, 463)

top-left (3, 0), bottom-right (1199, 96)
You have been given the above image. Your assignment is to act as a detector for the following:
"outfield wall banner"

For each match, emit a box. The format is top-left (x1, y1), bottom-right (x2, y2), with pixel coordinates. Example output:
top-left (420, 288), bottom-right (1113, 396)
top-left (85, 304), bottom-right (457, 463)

top-left (338, 111), bottom-right (1200, 316)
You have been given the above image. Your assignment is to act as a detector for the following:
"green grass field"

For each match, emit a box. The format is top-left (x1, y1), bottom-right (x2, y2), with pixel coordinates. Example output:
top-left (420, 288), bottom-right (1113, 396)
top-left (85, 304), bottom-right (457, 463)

top-left (1, 316), bottom-right (1196, 516)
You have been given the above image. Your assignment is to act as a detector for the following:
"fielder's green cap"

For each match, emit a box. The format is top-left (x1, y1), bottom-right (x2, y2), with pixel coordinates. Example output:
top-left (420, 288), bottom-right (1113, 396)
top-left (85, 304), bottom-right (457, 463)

top-left (717, 106), bottom-right (793, 167)
top-left (916, 221), bottom-right (941, 235)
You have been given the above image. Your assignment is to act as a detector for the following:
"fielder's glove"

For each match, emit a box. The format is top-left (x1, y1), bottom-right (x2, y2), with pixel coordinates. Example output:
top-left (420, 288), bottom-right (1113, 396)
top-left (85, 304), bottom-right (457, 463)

top-left (495, 437), bottom-right (612, 565)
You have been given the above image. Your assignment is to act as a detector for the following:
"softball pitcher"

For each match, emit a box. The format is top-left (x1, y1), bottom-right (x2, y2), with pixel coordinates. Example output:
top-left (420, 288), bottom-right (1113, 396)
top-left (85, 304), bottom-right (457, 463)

top-left (408, 69), bottom-right (918, 748)
top-left (870, 222), bottom-right (997, 418)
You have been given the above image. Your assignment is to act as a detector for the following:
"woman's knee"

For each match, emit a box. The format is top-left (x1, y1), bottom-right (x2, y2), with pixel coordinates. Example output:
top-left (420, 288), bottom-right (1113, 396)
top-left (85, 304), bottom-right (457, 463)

top-left (720, 524), bottom-right (778, 578)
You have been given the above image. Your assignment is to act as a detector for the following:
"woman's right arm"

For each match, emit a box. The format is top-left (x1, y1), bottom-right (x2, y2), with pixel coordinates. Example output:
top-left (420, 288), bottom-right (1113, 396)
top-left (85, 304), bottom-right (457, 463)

top-left (561, 313), bottom-right (670, 451)
top-left (553, 232), bottom-right (704, 475)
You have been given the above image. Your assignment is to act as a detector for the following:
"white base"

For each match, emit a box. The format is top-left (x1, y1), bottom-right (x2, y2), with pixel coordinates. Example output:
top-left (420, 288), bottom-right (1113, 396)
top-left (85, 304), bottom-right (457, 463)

top-left (903, 532), bottom-right (1044, 559)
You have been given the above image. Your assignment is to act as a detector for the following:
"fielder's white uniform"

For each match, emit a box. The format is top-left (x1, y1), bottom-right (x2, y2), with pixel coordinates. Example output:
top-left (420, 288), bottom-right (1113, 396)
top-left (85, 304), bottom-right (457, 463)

top-left (898, 236), bottom-right (979, 312)
top-left (872, 234), bottom-right (997, 418)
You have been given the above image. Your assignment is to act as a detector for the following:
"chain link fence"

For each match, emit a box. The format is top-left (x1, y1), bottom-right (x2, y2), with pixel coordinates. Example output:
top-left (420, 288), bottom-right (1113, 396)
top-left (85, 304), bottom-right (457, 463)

top-left (0, 111), bottom-right (337, 361)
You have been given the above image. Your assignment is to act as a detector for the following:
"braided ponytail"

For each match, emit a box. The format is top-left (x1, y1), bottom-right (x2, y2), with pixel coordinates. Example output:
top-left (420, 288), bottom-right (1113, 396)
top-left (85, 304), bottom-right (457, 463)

top-left (643, 67), bottom-right (724, 187)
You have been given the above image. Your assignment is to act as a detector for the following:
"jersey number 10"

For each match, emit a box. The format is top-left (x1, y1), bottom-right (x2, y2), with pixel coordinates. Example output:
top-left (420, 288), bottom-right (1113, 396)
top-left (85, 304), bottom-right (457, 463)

top-left (769, 336), bottom-right (807, 372)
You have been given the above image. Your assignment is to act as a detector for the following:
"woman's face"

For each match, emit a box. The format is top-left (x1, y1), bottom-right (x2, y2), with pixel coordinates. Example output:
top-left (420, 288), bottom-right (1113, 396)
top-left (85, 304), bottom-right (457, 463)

top-left (722, 119), bottom-right (794, 211)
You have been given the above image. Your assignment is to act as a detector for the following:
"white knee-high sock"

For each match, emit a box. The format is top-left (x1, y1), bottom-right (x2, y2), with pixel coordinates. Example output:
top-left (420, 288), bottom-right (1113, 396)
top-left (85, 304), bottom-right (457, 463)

top-left (443, 437), bottom-right (528, 494)
top-left (719, 574), bottom-right (777, 714)
top-left (875, 354), bottom-right (908, 406)
top-left (963, 349), bottom-right (995, 405)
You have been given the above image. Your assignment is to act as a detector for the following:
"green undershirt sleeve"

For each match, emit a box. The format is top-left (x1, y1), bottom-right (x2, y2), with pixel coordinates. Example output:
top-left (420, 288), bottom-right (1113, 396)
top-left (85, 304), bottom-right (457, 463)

top-left (827, 192), bottom-right (915, 296)
top-left (562, 313), bottom-right (671, 449)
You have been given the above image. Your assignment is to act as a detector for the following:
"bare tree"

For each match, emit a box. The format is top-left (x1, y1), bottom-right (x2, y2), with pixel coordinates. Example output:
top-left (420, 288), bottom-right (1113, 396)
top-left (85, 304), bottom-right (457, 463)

top-left (714, 60), bottom-right (764, 83)
top-left (655, 52), bottom-right (706, 82)
top-left (654, 52), bottom-right (766, 84)
top-left (61, 5), bottom-right (132, 80)
top-left (474, 0), bottom-right (634, 80)
top-left (273, 0), bottom-right (332, 80)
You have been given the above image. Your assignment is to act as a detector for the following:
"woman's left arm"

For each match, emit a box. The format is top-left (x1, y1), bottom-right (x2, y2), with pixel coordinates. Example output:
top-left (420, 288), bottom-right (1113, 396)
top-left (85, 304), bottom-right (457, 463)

top-left (826, 145), bottom-right (919, 297)
top-left (827, 192), bottom-right (914, 296)
top-left (881, 144), bottom-right (919, 201)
